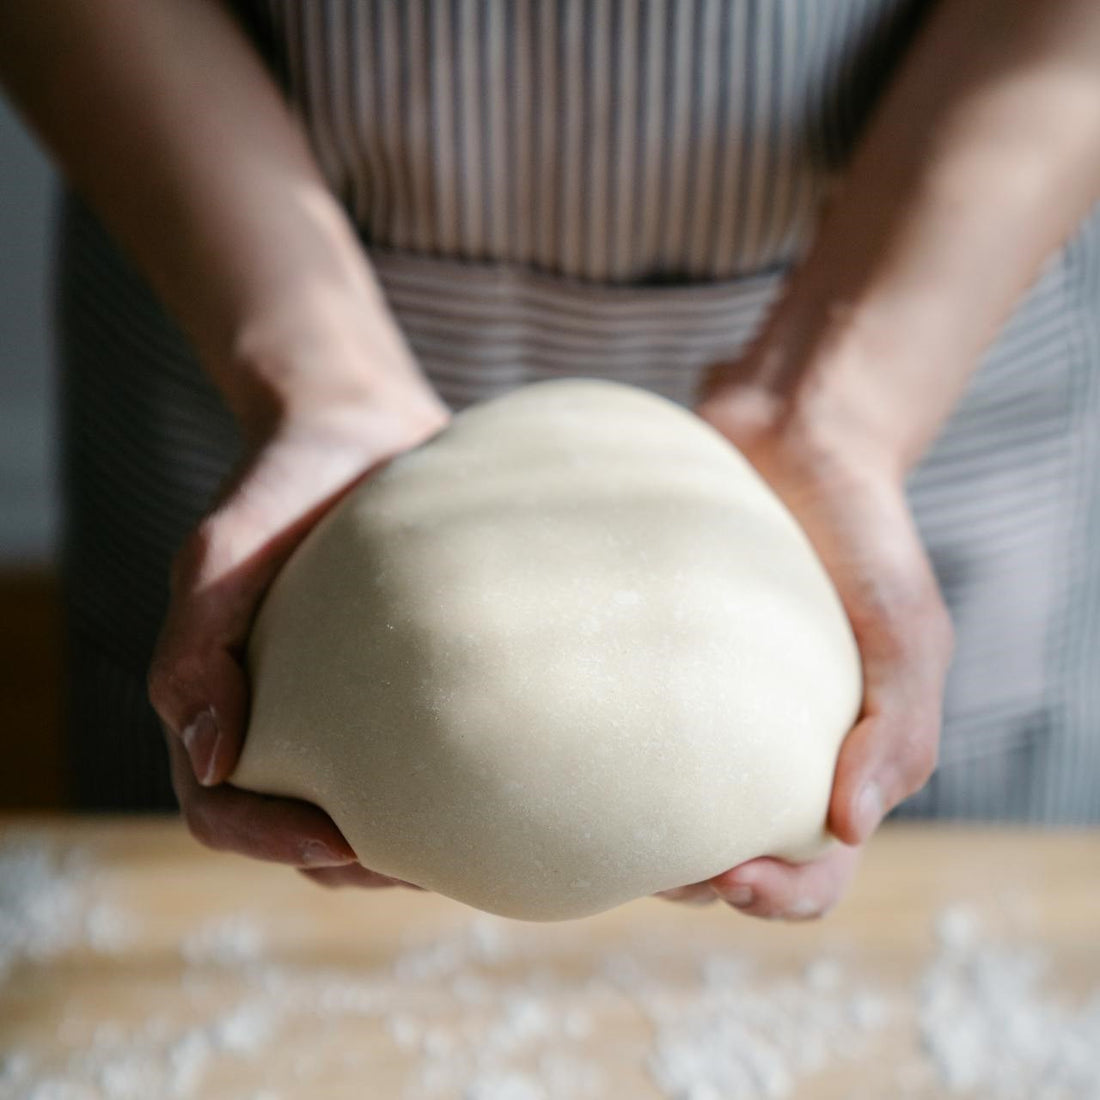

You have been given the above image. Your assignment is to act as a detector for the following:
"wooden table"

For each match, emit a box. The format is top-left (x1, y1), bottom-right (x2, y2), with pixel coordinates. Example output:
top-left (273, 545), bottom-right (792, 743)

top-left (2, 817), bottom-right (1098, 1099)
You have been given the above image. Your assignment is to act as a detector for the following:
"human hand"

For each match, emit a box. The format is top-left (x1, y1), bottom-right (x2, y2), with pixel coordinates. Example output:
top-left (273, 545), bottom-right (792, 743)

top-left (657, 359), bottom-right (954, 919)
top-left (149, 374), bottom-right (449, 888)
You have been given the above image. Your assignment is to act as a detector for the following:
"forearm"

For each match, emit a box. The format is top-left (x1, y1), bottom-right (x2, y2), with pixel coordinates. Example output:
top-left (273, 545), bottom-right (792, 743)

top-left (716, 0), bottom-right (1100, 474)
top-left (0, 0), bottom-right (440, 436)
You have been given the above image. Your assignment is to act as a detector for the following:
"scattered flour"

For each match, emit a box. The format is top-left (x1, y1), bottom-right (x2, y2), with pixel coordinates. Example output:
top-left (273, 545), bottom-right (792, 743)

top-left (2, 836), bottom-right (1099, 1100)
top-left (180, 913), bottom-right (266, 969)
top-left (640, 955), bottom-right (890, 1099)
top-left (46, 999), bottom-right (280, 1100)
top-left (0, 833), bottom-right (139, 985)
top-left (917, 905), bottom-right (1100, 1098)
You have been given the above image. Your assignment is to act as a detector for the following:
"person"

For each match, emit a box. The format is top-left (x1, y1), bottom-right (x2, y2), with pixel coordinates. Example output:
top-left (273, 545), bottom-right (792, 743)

top-left (1, 0), bottom-right (1098, 921)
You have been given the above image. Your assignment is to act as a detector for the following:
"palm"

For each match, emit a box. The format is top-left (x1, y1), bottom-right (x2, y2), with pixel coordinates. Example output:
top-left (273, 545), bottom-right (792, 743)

top-left (679, 394), bottom-right (953, 918)
top-left (150, 404), bottom-right (448, 877)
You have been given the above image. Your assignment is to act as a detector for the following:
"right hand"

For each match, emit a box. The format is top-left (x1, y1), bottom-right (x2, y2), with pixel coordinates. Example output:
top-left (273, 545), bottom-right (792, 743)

top-left (682, 361), bottom-right (955, 919)
top-left (148, 381), bottom-right (449, 886)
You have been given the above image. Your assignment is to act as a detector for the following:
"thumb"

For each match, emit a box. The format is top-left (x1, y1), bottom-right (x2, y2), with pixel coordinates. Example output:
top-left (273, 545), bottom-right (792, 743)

top-left (148, 508), bottom-right (278, 787)
top-left (148, 445), bottom-right (333, 786)
top-left (827, 583), bottom-right (954, 845)
top-left (149, 409), bottom-right (446, 787)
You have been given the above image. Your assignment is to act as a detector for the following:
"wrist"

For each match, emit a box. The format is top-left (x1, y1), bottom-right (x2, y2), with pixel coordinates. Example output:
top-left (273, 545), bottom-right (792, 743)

top-left (214, 293), bottom-right (449, 446)
top-left (700, 272), bottom-right (975, 481)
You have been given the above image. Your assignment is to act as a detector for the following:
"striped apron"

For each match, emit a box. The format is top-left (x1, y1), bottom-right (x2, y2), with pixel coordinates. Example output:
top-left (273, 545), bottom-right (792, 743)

top-left (57, 0), bottom-right (1100, 820)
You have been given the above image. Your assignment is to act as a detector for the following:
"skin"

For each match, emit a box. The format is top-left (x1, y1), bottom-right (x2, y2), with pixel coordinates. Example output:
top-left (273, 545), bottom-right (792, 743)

top-left (692, 0), bottom-right (1100, 916)
top-left (3, 0), bottom-right (1100, 916)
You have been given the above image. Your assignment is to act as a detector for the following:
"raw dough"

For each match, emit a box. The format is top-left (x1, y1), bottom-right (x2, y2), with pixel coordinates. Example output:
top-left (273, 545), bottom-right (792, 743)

top-left (232, 379), bottom-right (862, 921)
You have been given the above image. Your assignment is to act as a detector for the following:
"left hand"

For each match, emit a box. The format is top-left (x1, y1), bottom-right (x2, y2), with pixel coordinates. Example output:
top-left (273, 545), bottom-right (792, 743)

top-left (149, 375), bottom-right (450, 886)
top-left (657, 359), bottom-right (955, 920)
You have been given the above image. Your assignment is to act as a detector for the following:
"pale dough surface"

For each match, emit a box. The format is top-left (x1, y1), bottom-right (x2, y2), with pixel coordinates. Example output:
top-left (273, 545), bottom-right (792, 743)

top-left (233, 379), bottom-right (862, 920)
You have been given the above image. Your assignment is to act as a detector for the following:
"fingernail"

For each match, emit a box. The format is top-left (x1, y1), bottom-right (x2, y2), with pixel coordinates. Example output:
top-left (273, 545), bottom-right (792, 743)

top-left (721, 885), bottom-right (755, 909)
top-left (300, 839), bottom-right (356, 867)
top-left (785, 898), bottom-right (823, 920)
top-left (182, 707), bottom-right (220, 787)
top-left (659, 885), bottom-right (709, 905)
top-left (855, 780), bottom-right (884, 838)
top-left (669, 887), bottom-right (717, 907)
top-left (682, 891), bottom-right (717, 908)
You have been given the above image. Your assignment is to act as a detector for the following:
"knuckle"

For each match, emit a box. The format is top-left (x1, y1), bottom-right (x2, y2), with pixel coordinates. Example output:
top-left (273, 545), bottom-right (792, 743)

top-left (786, 904), bottom-right (826, 923)
top-left (173, 510), bottom-right (260, 613)
top-left (173, 525), bottom-right (214, 593)
top-left (300, 868), bottom-right (338, 890)
top-left (915, 580), bottom-right (954, 662)
top-left (928, 599), bottom-right (956, 660)
top-left (182, 802), bottom-right (219, 849)
top-left (182, 798), bottom-right (240, 855)
top-left (898, 726), bottom-right (940, 791)
top-left (146, 658), bottom-right (171, 718)
top-left (170, 528), bottom-right (207, 595)
top-left (765, 893), bottom-right (828, 921)
top-left (851, 570), bottom-right (953, 668)
top-left (171, 513), bottom-right (238, 595)
top-left (146, 650), bottom-right (205, 728)
top-left (848, 576), bottom-right (920, 660)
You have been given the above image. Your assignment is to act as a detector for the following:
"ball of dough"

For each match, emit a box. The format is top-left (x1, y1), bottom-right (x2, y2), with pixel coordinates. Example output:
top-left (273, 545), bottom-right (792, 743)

top-left (232, 379), bottom-right (862, 921)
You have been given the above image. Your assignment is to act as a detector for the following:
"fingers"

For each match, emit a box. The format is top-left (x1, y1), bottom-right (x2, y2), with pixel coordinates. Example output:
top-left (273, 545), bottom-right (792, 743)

top-left (148, 644), bottom-right (248, 788)
top-left (167, 734), bottom-right (357, 867)
top-left (763, 462), bottom-right (954, 847)
top-left (148, 438), bottom-right (369, 786)
top-left (707, 426), bottom-right (953, 846)
top-left (655, 882), bottom-right (719, 907)
top-left (709, 845), bottom-right (862, 921)
top-left (829, 688), bottom-right (946, 848)
top-left (828, 543), bottom-right (955, 846)
top-left (700, 382), bottom-right (955, 855)
top-left (828, 704), bottom-right (940, 846)
top-left (298, 865), bottom-right (422, 890)
top-left (149, 483), bottom-right (310, 783)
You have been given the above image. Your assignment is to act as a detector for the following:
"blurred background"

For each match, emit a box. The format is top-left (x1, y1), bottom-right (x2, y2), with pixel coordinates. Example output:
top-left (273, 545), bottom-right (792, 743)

top-left (1, 96), bottom-right (64, 810)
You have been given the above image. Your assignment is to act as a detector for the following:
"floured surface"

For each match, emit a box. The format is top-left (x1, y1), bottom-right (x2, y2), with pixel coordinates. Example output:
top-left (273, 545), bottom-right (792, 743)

top-left (236, 380), bottom-right (861, 920)
top-left (3, 817), bottom-right (1099, 1099)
